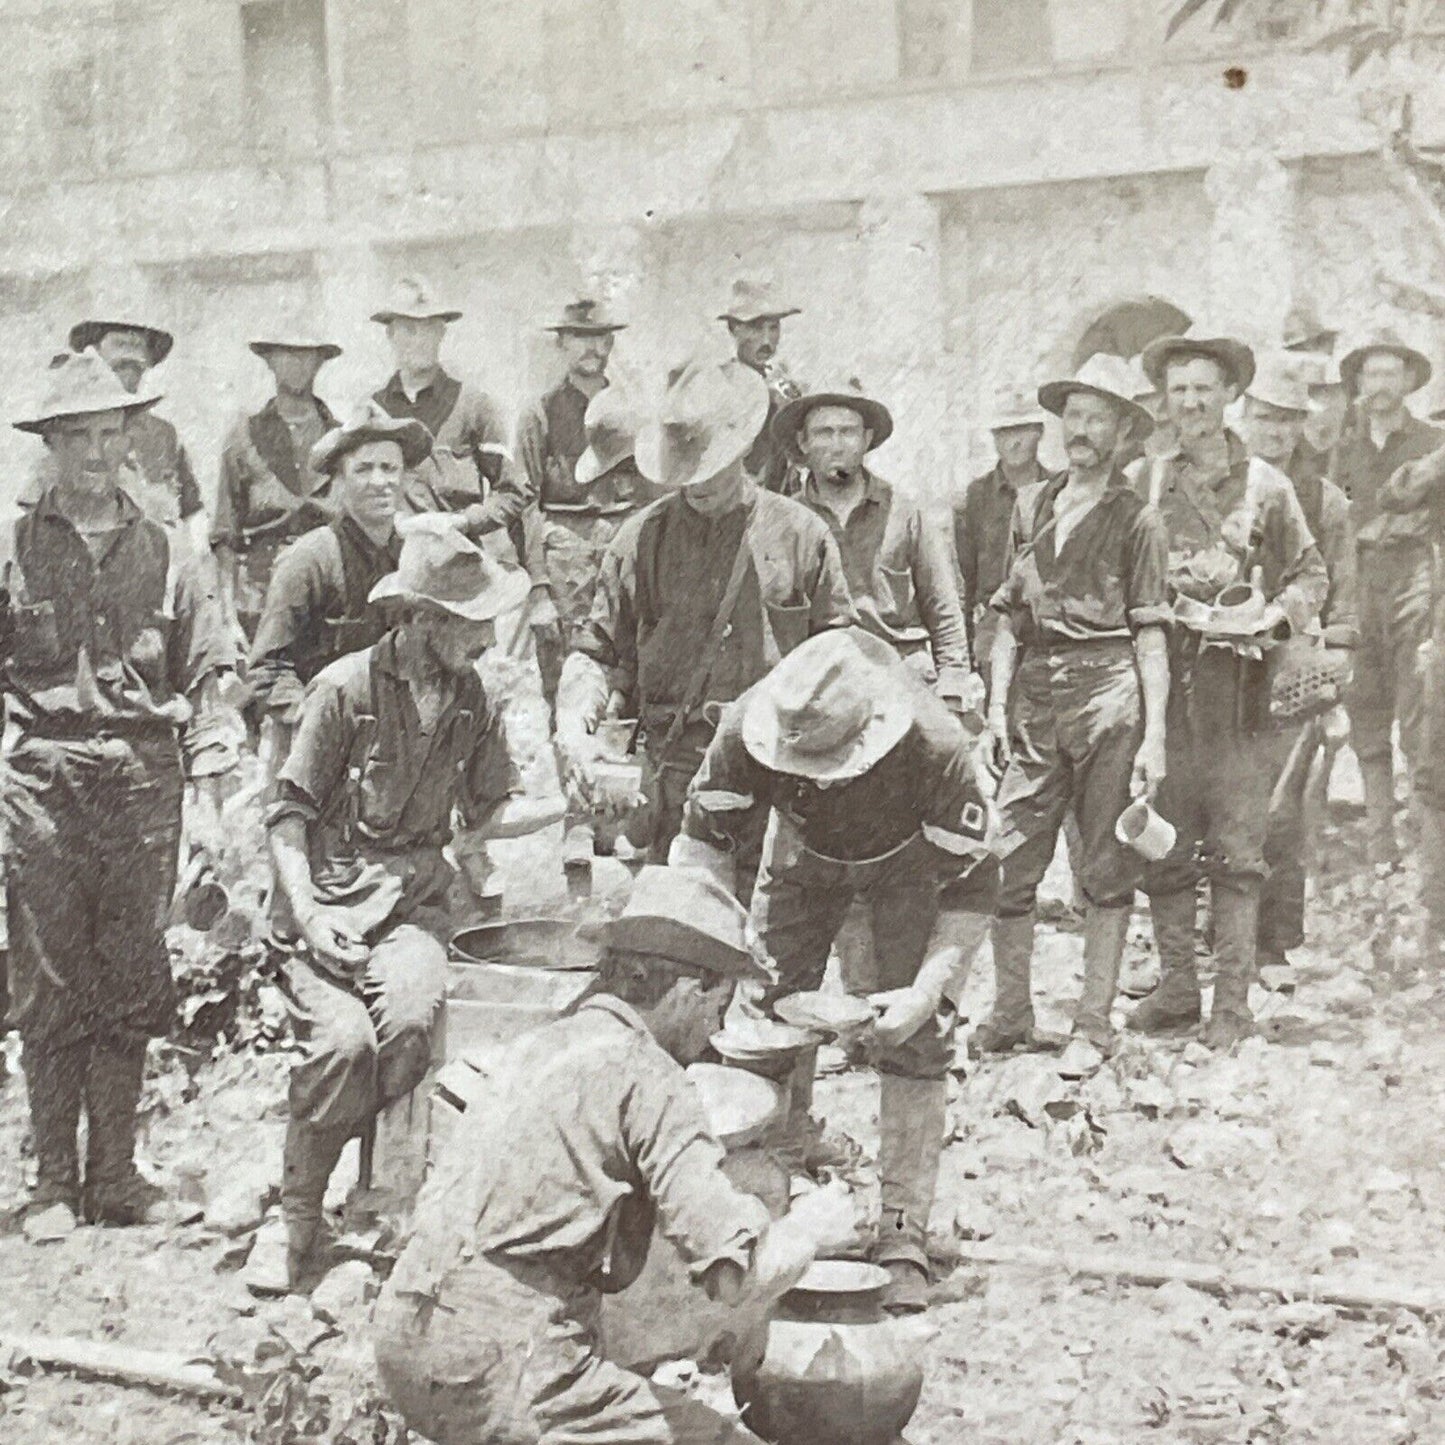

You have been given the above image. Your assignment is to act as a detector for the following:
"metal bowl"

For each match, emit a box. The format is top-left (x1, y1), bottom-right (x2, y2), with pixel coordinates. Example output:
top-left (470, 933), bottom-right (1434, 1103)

top-left (686, 1063), bottom-right (785, 1149)
top-left (775, 991), bottom-right (876, 1040)
top-left (791, 1258), bottom-right (890, 1297)
top-left (711, 1019), bottom-right (819, 1063)
top-left (450, 917), bottom-right (598, 971)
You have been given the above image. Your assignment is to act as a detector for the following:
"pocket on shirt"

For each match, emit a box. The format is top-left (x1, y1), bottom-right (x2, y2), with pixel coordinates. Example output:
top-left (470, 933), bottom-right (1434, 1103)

top-left (358, 755), bottom-right (403, 833)
top-left (878, 563), bottom-right (916, 624)
top-left (8, 600), bottom-right (61, 669)
top-left (764, 600), bottom-right (811, 657)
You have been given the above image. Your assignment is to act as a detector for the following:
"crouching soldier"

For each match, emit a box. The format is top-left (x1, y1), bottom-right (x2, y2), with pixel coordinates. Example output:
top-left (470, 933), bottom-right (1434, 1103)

top-left (245, 526), bottom-right (562, 1293)
top-left (5, 351), bottom-right (239, 1232)
top-left (375, 865), bottom-right (854, 1445)
top-left (676, 629), bottom-right (996, 1313)
top-left (975, 355), bottom-right (1171, 1069)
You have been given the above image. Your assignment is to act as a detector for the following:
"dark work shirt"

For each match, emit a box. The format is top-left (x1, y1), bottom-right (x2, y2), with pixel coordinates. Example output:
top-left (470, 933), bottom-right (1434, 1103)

top-left (799, 469), bottom-right (968, 671)
top-left (952, 462), bottom-right (1047, 645)
top-left (516, 378), bottom-right (593, 510)
top-left (248, 516), bottom-right (401, 715)
top-left (683, 668), bottom-right (986, 863)
top-left (991, 474), bottom-right (1171, 647)
top-left (2, 485), bottom-right (234, 735)
top-left (1333, 411), bottom-right (1443, 547)
top-left (575, 483), bottom-right (853, 719)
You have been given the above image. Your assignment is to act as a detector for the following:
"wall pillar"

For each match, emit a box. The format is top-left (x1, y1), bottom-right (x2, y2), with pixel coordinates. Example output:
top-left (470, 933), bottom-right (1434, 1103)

top-left (857, 191), bottom-right (949, 511)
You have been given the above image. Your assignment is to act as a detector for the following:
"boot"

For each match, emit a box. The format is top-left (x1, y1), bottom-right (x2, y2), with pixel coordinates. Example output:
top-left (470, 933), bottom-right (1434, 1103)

top-left (81, 1035), bottom-right (172, 1226)
top-left (22, 1039), bottom-right (86, 1222)
top-left (970, 913), bottom-right (1036, 1055)
top-left (1361, 756), bottom-right (1400, 871)
top-left (1128, 890), bottom-right (1202, 1035)
top-left (1073, 905), bottom-right (1130, 1051)
top-left (246, 1116), bottom-right (352, 1295)
top-left (873, 1073), bottom-right (947, 1315)
top-left (776, 1047), bottom-right (863, 1178)
top-left (1202, 882), bottom-right (1257, 1051)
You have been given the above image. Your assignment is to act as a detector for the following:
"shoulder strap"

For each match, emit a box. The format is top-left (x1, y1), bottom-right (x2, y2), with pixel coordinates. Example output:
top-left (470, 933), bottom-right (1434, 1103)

top-left (1147, 455), bottom-right (1168, 508)
top-left (656, 501), bottom-right (760, 759)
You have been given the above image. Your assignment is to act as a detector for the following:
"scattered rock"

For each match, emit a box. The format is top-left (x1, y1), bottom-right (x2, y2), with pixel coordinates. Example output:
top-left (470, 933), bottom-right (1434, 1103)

top-left (22, 1203), bottom-right (76, 1245)
top-left (309, 1260), bottom-right (375, 1326)
top-left (205, 1172), bottom-right (275, 1236)
top-left (953, 1199), bottom-right (998, 1242)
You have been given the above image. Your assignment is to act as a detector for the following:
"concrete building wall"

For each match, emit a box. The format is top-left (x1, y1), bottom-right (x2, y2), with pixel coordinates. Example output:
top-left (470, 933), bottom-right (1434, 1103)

top-left (1, 0), bottom-right (1441, 509)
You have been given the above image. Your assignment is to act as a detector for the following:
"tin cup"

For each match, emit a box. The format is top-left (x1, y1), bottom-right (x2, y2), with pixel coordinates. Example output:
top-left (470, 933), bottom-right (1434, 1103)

top-left (1114, 799), bottom-right (1176, 862)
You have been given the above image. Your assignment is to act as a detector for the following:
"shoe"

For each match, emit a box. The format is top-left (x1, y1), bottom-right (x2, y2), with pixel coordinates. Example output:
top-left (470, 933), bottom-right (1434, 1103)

top-left (83, 1169), bottom-right (183, 1227)
top-left (1127, 986), bottom-right (1202, 1036)
top-left (880, 1259), bottom-right (930, 1315)
top-left (1201, 1009), bottom-right (1253, 1051)
top-left (968, 1019), bottom-right (1037, 1056)
top-left (1128, 892), bottom-right (1201, 1035)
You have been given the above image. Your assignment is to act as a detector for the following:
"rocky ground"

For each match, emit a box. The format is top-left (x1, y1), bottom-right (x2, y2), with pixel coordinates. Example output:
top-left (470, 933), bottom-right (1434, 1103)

top-left (1, 664), bottom-right (1442, 1443)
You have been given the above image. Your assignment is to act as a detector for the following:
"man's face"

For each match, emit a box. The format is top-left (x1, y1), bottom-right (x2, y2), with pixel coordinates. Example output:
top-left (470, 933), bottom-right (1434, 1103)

top-left (992, 423), bottom-right (1043, 471)
top-left (1246, 397), bottom-right (1304, 465)
top-left (799, 404), bottom-right (871, 483)
top-left (334, 440), bottom-right (404, 532)
top-left (684, 458), bottom-right (746, 516)
top-left (654, 971), bottom-right (733, 1065)
top-left (1357, 352), bottom-right (1411, 415)
top-left (728, 317), bottom-right (782, 373)
top-left (1164, 356), bottom-right (1234, 444)
top-left (386, 316), bottom-right (447, 373)
top-left (44, 409), bottom-right (130, 489)
top-left (559, 330), bottom-right (614, 381)
top-left (95, 330), bottom-right (153, 394)
top-left (422, 613), bottom-right (496, 676)
top-left (263, 348), bottom-right (326, 397)
top-left (1060, 392), bottom-right (1127, 471)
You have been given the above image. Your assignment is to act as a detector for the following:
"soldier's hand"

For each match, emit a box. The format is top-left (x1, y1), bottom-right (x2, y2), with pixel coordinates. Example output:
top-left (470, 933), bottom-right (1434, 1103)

top-left (297, 905), bottom-right (369, 973)
top-left (867, 985), bottom-right (938, 1049)
top-left (785, 1179), bottom-right (858, 1257)
top-left (1131, 735), bottom-right (1167, 801)
top-left (604, 689), bottom-right (628, 720)
top-left (982, 715), bottom-right (1011, 777)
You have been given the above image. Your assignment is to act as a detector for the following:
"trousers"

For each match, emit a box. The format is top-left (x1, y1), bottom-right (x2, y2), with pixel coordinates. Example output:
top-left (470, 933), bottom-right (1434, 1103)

top-left (375, 1254), bottom-right (762, 1445)
top-left (284, 923), bottom-right (448, 1137)
top-left (1347, 543), bottom-right (1432, 767)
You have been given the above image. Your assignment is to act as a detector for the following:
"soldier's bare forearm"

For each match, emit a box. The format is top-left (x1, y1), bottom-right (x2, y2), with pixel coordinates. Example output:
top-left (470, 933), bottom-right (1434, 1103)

top-left (1134, 625), bottom-right (1169, 743)
top-left (987, 616), bottom-right (1018, 724)
top-left (471, 794), bottom-right (566, 840)
top-left (268, 815), bottom-right (318, 923)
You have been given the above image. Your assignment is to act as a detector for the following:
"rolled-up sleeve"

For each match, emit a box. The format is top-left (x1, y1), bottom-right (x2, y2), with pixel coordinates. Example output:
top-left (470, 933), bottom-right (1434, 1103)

top-left (1126, 503), bottom-right (1173, 631)
top-left (623, 1049), bottom-right (769, 1281)
top-left (458, 701), bottom-right (524, 829)
top-left (267, 673), bottom-right (349, 831)
top-left (459, 392), bottom-right (531, 539)
top-left (911, 506), bottom-right (970, 671)
top-left (914, 703), bottom-right (990, 858)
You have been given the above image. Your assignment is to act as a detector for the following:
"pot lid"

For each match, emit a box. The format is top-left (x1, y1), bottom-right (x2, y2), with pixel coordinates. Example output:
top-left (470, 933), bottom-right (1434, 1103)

top-left (711, 1019), bottom-right (819, 1061)
top-left (792, 1259), bottom-right (891, 1296)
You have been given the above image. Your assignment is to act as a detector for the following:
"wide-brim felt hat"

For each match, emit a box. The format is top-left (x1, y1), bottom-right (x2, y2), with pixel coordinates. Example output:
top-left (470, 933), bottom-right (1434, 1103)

top-left (1245, 353), bottom-right (1320, 416)
top-left (369, 523), bottom-right (531, 622)
top-left (13, 348), bottom-right (163, 435)
top-left (545, 297), bottom-right (627, 335)
top-left (1038, 352), bottom-right (1155, 438)
top-left (772, 379), bottom-right (894, 464)
top-left (598, 865), bottom-right (774, 983)
top-left (68, 319), bottom-right (174, 367)
top-left (576, 386), bottom-right (641, 487)
top-left (1339, 333), bottom-right (1432, 395)
top-left (987, 382), bottom-right (1049, 431)
top-left (250, 334), bottom-right (342, 361)
top-left (371, 274), bottom-right (462, 325)
top-left (1281, 303), bottom-right (1339, 355)
top-left (742, 628), bottom-right (911, 782)
top-left (311, 401), bottom-right (434, 475)
top-left (718, 278), bottom-right (801, 324)
top-left (636, 357), bottom-right (770, 489)
top-left (1141, 333), bottom-right (1256, 393)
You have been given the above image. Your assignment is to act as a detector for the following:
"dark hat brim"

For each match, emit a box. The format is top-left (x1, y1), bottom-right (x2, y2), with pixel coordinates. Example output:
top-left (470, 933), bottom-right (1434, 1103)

top-left (545, 320), bottom-right (628, 335)
top-left (597, 914), bottom-right (768, 981)
top-left (719, 307), bottom-right (802, 324)
top-left (772, 392), bottom-right (894, 464)
top-left (1038, 380), bottom-right (1155, 439)
top-left (250, 339), bottom-right (342, 361)
top-left (371, 308), bottom-right (463, 325)
top-left (312, 415), bottom-right (434, 474)
top-left (1140, 336), bottom-right (1256, 394)
top-left (68, 320), bottom-right (174, 367)
top-left (1339, 343), bottom-right (1432, 395)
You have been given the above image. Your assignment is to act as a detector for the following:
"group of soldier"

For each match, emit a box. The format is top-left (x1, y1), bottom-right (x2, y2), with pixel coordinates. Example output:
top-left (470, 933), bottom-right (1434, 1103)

top-left (4, 272), bottom-right (1445, 1444)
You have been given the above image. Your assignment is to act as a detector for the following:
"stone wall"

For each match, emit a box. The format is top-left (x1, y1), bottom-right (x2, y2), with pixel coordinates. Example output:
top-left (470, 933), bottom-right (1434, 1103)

top-left (1, 0), bottom-right (1441, 510)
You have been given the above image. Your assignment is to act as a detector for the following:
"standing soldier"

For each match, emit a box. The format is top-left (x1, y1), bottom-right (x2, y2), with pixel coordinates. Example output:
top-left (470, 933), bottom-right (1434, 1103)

top-left (1281, 303), bottom-right (1346, 463)
top-left (975, 354), bottom-right (1170, 1068)
top-left (247, 403), bottom-right (421, 759)
top-left (4, 351), bottom-right (239, 1232)
top-left (1332, 332), bottom-right (1442, 868)
top-left (212, 332), bottom-right (340, 638)
top-left (719, 279), bottom-right (805, 496)
top-left (245, 526), bottom-right (561, 1294)
top-left (370, 275), bottom-right (528, 558)
top-left (25, 319), bottom-right (206, 545)
top-left (515, 297), bottom-right (630, 715)
top-left (555, 357), bottom-right (853, 886)
top-left (1242, 358), bottom-right (1356, 977)
top-left (678, 630), bottom-right (995, 1311)
top-left (778, 377), bottom-right (970, 692)
top-left (953, 384), bottom-right (1050, 693)
top-left (1125, 333), bottom-right (1328, 1050)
